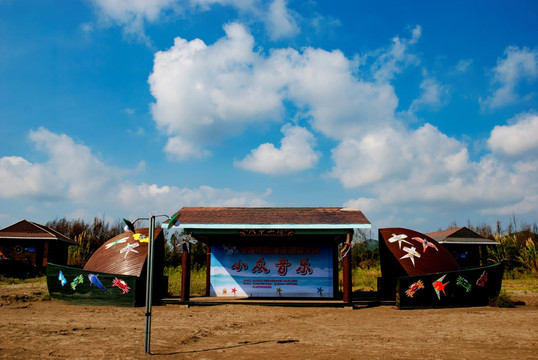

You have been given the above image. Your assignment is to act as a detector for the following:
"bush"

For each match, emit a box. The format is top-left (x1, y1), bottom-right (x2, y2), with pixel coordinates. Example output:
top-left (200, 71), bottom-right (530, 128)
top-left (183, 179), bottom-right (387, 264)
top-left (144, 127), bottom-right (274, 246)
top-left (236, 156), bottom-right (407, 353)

top-left (489, 291), bottom-right (515, 308)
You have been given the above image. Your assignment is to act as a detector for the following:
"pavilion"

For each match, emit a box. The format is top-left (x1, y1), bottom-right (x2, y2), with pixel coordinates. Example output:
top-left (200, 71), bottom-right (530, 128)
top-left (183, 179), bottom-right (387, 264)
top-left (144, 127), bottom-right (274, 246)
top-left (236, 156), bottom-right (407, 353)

top-left (164, 207), bottom-right (371, 303)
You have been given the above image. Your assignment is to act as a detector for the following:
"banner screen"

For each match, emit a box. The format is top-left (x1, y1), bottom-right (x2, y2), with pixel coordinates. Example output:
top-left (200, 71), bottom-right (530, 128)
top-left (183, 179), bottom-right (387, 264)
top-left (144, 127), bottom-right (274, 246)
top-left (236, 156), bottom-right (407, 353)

top-left (210, 244), bottom-right (334, 298)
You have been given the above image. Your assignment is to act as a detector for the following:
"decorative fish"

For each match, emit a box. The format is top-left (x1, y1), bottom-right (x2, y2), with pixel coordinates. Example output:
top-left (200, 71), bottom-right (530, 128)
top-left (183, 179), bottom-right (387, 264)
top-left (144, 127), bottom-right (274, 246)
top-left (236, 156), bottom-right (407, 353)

top-left (71, 274), bottom-right (84, 290)
top-left (88, 274), bottom-right (107, 292)
top-left (432, 274), bottom-right (449, 300)
top-left (112, 277), bottom-right (130, 294)
top-left (58, 271), bottom-right (67, 286)
top-left (105, 236), bottom-right (129, 249)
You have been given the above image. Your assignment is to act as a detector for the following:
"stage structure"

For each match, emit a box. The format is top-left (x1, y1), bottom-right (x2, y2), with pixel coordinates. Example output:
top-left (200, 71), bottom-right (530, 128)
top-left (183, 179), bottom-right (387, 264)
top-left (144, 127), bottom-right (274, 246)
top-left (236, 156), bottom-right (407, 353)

top-left (164, 207), bottom-right (371, 303)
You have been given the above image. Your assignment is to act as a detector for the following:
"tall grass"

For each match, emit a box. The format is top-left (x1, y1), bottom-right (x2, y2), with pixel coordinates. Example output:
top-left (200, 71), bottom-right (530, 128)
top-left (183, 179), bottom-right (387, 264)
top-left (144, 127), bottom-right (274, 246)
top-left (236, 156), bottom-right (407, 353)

top-left (164, 266), bottom-right (207, 297)
top-left (352, 265), bottom-right (380, 292)
top-left (488, 233), bottom-right (538, 275)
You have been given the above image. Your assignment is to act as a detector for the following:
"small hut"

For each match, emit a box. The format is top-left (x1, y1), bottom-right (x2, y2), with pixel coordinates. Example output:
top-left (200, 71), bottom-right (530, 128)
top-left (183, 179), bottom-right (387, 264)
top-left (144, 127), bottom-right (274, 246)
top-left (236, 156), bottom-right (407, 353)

top-left (426, 227), bottom-right (498, 268)
top-left (0, 220), bottom-right (76, 276)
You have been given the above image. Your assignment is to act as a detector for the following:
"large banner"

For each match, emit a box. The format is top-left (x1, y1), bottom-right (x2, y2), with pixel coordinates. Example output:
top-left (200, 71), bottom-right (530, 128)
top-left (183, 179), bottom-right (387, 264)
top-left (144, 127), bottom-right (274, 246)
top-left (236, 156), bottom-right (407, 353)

top-left (210, 244), bottom-right (334, 298)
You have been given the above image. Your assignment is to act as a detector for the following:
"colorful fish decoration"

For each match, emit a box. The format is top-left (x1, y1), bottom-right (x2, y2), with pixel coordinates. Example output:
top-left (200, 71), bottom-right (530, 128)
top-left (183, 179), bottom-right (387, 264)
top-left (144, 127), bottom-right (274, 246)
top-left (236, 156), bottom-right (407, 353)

top-left (105, 236), bottom-right (128, 249)
top-left (58, 271), bottom-right (67, 286)
top-left (476, 271), bottom-right (488, 287)
top-left (120, 242), bottom-right (140, 259)
top-left (405, 280), bottom-right (424, 298)
top-left (112, 278), bottom-right (130, 294)
top-left (412, 237), bottom-right (439, 252)
top-left (388, 234), bottom-right (412, 249)
top-left (88, 274), bottom-right (107, 292)
top-left (432, 274), bottom-right (449, 300)
top-left (71, 274), bottom-right (84, 290)
top-left (456, 276), bottom-right (472, 292)
top-left (400, 246), bottom-right (421, 266)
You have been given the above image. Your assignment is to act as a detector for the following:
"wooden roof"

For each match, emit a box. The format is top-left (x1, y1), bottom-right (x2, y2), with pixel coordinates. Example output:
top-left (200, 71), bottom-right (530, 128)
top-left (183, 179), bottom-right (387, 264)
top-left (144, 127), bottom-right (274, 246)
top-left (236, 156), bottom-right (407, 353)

top-left (166, 207), bottom-right (371, 230)
top-left (427, 227), bottom-right (498, 245)
top-left (0, 219), bottom-right (76, 245)
top-left (379, 227), bottom-right (460, 276)
top-left (83, 228), bottom-right (163, 277)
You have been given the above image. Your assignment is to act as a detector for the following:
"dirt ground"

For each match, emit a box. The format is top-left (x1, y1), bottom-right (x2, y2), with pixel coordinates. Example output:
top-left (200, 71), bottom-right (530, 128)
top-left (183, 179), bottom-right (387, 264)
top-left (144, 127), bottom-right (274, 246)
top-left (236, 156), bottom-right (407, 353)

top-left (0, 283), bottom-right (537, 359)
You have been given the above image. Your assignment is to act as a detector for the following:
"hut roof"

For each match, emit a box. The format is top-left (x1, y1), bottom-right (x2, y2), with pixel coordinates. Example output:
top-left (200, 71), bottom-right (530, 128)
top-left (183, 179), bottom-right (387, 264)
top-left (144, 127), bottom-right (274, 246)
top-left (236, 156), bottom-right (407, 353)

top-left (427, 227), bottom-right (498, 245)
top-left (166, 207), bottom-right (371, 230)
top-left (83, 228), bottom-right (163, 277)
top-left (0, 219), bottom-right (76, 245)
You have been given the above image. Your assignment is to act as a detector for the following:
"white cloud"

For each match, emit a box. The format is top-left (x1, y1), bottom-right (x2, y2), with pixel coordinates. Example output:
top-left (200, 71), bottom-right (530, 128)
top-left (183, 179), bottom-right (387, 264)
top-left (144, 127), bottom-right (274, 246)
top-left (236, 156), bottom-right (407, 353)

top-left (455, 59), bottom-right (473, 73)
top-left (265, 0), bottom-right (299, 40)
top-left (0, 128), bottom-right (270, 220)
top-left (408, 76), bottom-right (450, 113)
top-left (330, 123), bottom-right (468, 189)
top-left (234, 124), bottom-right (319, 175)
top-left (149, 23), bottom-right (284, 149)
top-left (89, 0), bottom-right (179, 44)
top-left (279, 47), bottom-right (400, 140)
top-left (481, 46), bottom-right (538, 110)
top-left (117, 183), bottom-right (270, 215)
top-left (149, 23), bottom-right (409, 160)
top-left (0, 128), bottom-right (121, 202)
top-left (87, 0), bottom-right (299, 44)
top-left (488, 112), bottom-right (538, 157)
top-left (334, 119), bottom-right (538, 220)
top-left (368, 25), bottom-right (421, 83)
top-left (165, 136), bottom-right (211, 160)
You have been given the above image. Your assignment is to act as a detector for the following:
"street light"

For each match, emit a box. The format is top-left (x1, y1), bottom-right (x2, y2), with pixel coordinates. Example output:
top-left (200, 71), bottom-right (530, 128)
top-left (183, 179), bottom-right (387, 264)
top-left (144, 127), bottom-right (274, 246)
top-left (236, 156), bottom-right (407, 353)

top-left (123, 212), bottom-right (180, 354)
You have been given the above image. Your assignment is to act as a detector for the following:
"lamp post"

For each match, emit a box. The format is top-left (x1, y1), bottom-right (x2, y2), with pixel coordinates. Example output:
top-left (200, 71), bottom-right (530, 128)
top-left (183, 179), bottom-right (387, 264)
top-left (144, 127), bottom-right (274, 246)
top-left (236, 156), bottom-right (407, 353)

top-left (123, 213), bottom-right (179, 354)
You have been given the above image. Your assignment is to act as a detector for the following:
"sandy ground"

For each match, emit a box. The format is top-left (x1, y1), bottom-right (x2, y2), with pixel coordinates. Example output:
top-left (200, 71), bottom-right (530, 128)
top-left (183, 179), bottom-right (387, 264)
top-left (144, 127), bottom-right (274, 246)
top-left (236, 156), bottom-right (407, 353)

top-left (0, 283), bottom-right (537, 359)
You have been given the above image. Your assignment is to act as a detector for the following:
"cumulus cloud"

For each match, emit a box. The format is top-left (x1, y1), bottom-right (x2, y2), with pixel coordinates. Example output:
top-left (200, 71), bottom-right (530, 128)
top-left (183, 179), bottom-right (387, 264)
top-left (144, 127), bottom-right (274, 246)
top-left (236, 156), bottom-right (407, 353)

top-left (87, 0), bottom-right (300, 44)
top-left (481, 46), bottom-right (538, 110)
top-left (265, 0), bottom-right (299, 40)
top-left (0, 128), bottom-right (270, 219)
top-left (234, 124), bottom-right (319, 175)
top-left (488, 112), bottom-right (538, 157)
top-left (333, 118), bottom-right (538, 222)
top-left (149, 23), bottom-right (409, 159)
top-left (0, 128), bottom-right (121, 202)
top-left (330, 123), bottom-right (468, 189)
top-left (149, 23), bottom-right (284, 155)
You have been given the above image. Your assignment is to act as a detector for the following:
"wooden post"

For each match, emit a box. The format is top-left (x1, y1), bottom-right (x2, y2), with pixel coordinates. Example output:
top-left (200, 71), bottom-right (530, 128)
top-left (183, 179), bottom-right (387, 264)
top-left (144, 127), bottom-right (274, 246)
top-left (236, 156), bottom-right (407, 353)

top-left (342, 232), bottom-right (352, 303)
top-left (205, 245), bottom-right (211, 296)
top-left (181, 243), bottom-right (191, 302)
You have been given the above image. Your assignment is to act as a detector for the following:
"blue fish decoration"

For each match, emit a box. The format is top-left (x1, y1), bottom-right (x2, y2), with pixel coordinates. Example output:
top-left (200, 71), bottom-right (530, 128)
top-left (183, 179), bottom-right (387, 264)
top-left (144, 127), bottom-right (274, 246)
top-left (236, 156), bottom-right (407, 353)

top-left (58, 271), bottom-right (66, 286)
top-left (88, 274), bottom-right (107, 292)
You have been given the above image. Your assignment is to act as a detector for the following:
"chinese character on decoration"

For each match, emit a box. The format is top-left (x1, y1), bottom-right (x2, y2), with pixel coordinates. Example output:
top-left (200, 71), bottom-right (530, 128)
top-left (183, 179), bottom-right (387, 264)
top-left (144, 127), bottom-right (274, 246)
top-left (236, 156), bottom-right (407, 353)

top-left (296, 257), bottom-right (313, 275)
top-left (252, 257), bottom-right (270, 274)
top-left (275, 257), bottom-right (291, 276)
top-left (231, 259), bottom-right (248, 272)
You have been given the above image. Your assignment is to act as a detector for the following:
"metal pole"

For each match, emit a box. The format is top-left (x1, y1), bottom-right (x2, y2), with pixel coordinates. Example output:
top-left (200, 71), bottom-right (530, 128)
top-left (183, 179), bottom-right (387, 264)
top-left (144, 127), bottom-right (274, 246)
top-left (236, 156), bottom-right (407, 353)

top-left (144, 215), bottom-right (155, 354)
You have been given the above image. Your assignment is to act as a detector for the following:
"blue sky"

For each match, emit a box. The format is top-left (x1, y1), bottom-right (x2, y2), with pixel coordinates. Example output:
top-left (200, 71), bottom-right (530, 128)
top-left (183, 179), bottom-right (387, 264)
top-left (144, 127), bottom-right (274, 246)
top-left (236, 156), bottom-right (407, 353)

top-left (1, 0), bottom-right (537, 235)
